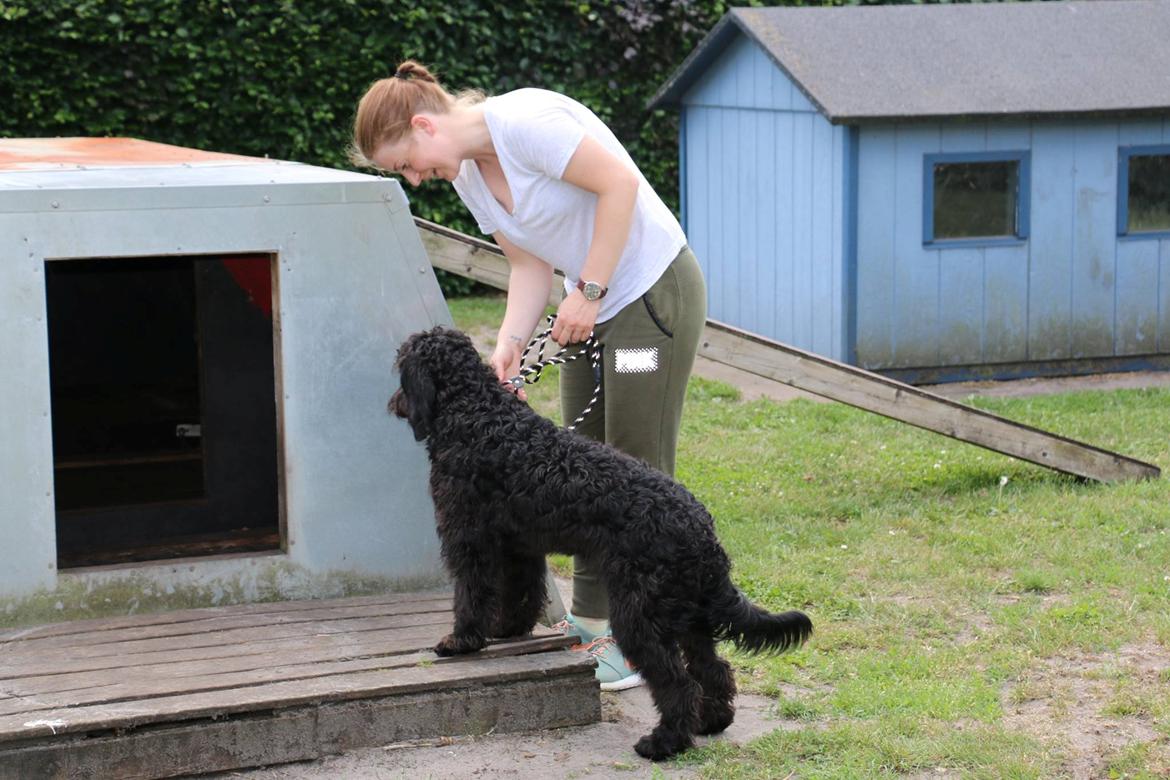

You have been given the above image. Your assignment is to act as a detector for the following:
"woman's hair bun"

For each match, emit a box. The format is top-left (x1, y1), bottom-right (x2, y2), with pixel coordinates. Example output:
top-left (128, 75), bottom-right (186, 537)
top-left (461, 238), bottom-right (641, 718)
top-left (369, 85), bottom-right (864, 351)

top-left (394, 60), bottom-right (437, 83)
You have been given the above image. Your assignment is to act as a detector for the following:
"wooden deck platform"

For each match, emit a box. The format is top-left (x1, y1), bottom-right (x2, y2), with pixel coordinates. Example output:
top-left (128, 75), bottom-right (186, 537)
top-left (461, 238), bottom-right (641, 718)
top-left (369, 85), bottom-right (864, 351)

top-left (0, 591), bottom-right (599, 779)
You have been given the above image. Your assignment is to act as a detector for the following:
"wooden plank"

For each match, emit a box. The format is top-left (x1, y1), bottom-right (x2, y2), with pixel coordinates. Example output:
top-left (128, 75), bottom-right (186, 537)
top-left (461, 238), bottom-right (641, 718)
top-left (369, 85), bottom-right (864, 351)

top-left (0, 612), bottom-right (460, 665)
top-left (1161, 237), bottom-right (1170, 352)
top-left (4, 637), bottom-right (432, 700)
top-left (1, 596), bottom-right (453, 650)
top-left (698, 320), bottom-right (1161, 483)
top-left (0, 622), bottom-right (453, 678)
top-left (937, 246), bottom-right (984, 364)
top-left (0, 590), bottom-right (453, 642)
top-left (1, 607), bottom-right (564, 683)
top-left (414, 217), bottom-right (563, 308)
top-left (853, 125), bottom-right (898, 367)
top-left (983, 244), bottom-right (1030, 363)
top-left (3, 628), bottom-right (568, 696)
top-left (891, 125), bottom-right (941, 368)
top-left (0, 634), bottom-right (576, 717)
top-left (0, 650), bottom-right (595, 744)
top-left (1029, 125), bottom-right (1076, 361)
top-left (1070, 123), bottom-right (1118, 358)
top-left (1115, 238), bottom-right (1161, 356)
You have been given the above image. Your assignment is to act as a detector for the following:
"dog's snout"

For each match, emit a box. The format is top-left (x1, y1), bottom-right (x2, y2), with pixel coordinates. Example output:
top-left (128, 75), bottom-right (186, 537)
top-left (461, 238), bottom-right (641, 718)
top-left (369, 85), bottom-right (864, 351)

top-left (388, 388), bottom-right (407, 418)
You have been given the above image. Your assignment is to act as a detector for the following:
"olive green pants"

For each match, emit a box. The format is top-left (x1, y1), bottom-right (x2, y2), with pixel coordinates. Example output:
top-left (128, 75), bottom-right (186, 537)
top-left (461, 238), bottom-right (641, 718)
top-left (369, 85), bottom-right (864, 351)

top-left (559, 245), bottom-right (707, 620)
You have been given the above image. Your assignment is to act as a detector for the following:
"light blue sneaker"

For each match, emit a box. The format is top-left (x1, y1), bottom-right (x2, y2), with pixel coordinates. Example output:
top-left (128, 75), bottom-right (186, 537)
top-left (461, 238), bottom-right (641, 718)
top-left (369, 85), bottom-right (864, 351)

top-left (552, 614), bottom-right (643, 691)
top-left (551, 612), bottom-right (602, 644)
top-left (580, 635), bottom-right (643, 691)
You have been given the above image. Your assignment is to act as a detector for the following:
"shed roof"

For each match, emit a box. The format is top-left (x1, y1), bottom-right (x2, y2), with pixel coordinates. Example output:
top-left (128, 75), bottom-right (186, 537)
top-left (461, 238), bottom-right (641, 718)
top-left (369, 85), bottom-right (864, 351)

top-left (649, 0), bottom-right (1170, 123)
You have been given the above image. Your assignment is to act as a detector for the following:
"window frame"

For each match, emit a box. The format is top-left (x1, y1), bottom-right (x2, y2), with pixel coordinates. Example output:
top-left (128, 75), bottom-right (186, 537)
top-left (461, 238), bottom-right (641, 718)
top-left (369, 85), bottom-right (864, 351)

top-left (923, 150), bottom-right (1031, 248)
top-left (1117, 143), bottom-right (1170, 241)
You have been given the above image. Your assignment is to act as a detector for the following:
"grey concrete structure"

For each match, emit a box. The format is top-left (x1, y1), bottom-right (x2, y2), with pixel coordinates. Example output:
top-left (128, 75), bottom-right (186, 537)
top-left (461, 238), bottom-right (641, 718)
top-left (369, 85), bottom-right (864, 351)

top-left (0, 138), bottom-right (447, 622)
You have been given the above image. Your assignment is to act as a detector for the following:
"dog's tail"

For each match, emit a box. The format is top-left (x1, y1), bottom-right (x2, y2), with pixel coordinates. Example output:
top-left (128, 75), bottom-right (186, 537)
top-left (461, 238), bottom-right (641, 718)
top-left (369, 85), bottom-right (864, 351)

top-left (711, 585), bottom-right (812, 655)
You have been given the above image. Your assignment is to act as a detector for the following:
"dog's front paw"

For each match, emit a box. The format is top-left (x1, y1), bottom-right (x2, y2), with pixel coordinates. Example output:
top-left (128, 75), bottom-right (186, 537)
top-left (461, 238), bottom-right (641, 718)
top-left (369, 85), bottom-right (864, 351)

top-left (634, 729), bottom-right (693, 761)
top-left (434, 632), bottom-right (486, 657)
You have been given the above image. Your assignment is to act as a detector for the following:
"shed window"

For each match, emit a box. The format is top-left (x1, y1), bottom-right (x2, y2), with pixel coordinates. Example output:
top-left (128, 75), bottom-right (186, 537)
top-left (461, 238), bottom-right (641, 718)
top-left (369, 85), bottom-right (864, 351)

top-left (924, 152), bottom-right (1030, 245)
top-left (1119, 146), bottom-right (1170, 236)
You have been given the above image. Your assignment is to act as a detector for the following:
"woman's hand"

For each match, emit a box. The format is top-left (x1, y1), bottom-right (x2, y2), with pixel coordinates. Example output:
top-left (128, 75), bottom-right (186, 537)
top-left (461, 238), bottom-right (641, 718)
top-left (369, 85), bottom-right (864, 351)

top-left (490, 337), bottom-right (527, 401)
top-left (552, 290), bottom-right (601, 345)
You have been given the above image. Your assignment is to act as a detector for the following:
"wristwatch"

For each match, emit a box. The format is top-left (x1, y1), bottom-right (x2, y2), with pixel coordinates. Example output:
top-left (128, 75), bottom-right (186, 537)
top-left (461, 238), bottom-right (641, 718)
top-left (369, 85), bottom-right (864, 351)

top-left (576, 279), bottom-right (608, 301)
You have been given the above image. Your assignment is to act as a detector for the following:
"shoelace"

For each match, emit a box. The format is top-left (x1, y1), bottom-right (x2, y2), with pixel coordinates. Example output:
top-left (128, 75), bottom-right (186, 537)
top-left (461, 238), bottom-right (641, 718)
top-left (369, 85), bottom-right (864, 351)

top-left (576, 635), bottom-right (619, 656)
top-left (552, 618), bottom-right (599, 650)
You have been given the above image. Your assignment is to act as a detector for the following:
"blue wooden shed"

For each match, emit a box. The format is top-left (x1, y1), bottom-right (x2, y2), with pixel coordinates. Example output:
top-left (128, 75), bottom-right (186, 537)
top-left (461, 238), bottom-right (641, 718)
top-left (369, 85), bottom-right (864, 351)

top-left (650, 0), bottom-right (1170, 382)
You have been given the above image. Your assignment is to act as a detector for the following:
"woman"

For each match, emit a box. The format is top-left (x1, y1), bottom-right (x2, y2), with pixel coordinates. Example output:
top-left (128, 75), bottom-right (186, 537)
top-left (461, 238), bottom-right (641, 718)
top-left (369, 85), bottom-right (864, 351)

top-left (352, 61), bottom-right (706, 691)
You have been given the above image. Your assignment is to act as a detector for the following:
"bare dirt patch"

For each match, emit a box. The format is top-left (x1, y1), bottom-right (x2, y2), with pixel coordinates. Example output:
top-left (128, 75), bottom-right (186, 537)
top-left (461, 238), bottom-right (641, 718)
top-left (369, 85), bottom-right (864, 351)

top-left (1001, 641), bottom-right (1170, 779)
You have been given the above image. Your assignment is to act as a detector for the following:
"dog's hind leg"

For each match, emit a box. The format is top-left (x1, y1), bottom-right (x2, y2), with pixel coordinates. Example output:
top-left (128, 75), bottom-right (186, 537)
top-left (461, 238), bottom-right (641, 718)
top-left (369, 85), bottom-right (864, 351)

top-left (493, 553), bottom-right (548, 638)
top-left (680, 632), bottom-right (736, 735)
top-left (611, 609), bottom-right (702, 760)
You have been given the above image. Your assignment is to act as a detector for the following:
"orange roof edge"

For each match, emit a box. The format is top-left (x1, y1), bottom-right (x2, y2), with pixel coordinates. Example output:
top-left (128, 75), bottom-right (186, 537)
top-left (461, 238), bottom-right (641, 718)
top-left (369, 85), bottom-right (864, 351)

top-left (0, 137), bottom-right (270, 171)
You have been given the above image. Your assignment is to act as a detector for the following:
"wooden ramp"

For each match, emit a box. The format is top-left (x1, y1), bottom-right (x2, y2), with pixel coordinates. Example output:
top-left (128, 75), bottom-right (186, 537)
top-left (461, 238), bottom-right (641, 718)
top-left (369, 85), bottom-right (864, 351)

top-left (417, 217), bottom-right (1160, 484)
top-left (0, 592), bottom-right (598, 779)
top-left (699, 321), bottom-right (1160, 483)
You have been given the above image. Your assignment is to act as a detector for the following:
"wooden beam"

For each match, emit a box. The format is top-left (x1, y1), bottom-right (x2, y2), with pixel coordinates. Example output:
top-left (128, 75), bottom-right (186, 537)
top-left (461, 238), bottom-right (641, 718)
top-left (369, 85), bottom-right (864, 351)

top-left (699, 321), bottom-right (1159, 483)
top-left (415, 217), bottom-right (563, 308)
top-left (414, 220), bottom-right (1161, 484)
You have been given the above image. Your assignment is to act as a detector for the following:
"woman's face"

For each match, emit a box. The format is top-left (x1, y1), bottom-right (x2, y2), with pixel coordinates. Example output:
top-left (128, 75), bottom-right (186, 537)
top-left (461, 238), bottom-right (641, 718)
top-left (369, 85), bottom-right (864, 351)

top-left (371, 117), bottom-right (459, 186)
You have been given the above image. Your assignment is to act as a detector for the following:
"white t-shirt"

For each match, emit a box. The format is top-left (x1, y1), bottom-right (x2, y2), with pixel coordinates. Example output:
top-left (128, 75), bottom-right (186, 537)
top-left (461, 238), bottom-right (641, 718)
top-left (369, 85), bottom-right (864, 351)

top-left (452, 89), bottom-right (687, 323)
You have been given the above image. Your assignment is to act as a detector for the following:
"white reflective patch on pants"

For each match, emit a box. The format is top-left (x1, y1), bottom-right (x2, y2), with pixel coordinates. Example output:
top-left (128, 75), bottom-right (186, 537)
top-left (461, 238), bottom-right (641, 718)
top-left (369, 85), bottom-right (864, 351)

top-left (614, 347), bottom-right (658, 374)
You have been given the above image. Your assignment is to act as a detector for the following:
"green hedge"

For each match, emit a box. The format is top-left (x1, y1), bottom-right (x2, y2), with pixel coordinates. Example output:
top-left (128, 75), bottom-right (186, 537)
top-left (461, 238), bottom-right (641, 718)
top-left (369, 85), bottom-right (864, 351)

top-left (0, 0), bottom-right (966, 294)
top-left (1, 2), bottom-right (730, 229)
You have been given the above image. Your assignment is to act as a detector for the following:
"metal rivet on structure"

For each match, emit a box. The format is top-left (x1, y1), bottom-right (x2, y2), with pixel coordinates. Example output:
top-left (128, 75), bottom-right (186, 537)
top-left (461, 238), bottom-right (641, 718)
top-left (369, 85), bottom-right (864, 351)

top-left (50, 201), bottom-right (59, 209)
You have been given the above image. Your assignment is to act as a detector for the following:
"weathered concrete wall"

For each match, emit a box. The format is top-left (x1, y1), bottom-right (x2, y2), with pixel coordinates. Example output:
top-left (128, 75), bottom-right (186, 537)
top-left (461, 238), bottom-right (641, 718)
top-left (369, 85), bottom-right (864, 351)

top-left (0, 157), bottom-right (447, 623)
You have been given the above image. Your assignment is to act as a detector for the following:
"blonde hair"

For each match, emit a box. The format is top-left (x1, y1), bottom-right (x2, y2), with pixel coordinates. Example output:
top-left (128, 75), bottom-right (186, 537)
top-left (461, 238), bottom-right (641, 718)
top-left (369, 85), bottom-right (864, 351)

top-left (349, 60), bottom-right (485, 169)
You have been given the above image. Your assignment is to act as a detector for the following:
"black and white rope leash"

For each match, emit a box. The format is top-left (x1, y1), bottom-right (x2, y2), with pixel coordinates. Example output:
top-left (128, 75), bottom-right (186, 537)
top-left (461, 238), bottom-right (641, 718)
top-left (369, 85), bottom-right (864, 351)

top-left (508, 314), bottom-right (602, 431)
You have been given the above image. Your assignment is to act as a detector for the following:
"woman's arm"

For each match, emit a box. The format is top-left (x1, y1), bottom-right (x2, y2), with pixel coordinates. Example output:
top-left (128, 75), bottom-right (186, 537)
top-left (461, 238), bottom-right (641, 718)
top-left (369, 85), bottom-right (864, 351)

top-left (491, 231), bottom-right (555, 400)
top-left (550, 135), bottom-right (640, 346)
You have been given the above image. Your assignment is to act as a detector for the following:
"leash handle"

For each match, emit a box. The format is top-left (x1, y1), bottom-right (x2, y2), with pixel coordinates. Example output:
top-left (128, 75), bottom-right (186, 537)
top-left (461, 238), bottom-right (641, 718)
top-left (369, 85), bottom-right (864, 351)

top-left (507, 314), bottom-right (602, 431)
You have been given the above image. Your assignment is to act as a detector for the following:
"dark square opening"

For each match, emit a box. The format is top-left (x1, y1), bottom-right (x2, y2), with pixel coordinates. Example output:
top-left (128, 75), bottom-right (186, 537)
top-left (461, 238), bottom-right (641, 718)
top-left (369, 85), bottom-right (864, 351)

top-left (932, 159), bottom-right (1020, 240)
top-left (1126, 152), bottom-right (1170, 233)
top-left (45, 255), bottom-right (282, 568)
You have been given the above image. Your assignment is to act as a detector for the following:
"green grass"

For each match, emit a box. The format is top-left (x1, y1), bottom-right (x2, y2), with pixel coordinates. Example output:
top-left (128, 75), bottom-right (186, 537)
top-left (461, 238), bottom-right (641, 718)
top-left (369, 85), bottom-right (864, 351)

top-left (448, 295), bottom-right (1170, 779)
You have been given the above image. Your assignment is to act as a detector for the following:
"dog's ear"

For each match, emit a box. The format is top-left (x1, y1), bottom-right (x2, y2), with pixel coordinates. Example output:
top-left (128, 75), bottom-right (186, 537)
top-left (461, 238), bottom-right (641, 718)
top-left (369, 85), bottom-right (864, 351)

top-left (399, 355), bottom-right (437, 442)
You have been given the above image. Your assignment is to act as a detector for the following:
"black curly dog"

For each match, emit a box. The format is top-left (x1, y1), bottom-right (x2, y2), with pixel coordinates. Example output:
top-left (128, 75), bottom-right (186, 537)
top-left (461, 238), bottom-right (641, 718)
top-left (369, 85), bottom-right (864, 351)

top-left (389, 327), bottom-right (812, 760)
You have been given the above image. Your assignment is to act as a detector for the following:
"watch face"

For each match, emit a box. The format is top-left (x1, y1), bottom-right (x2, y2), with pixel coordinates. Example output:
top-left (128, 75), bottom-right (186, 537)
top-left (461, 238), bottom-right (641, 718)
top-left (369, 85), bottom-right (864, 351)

top-left (583, 281), bottom-right (603, 301)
